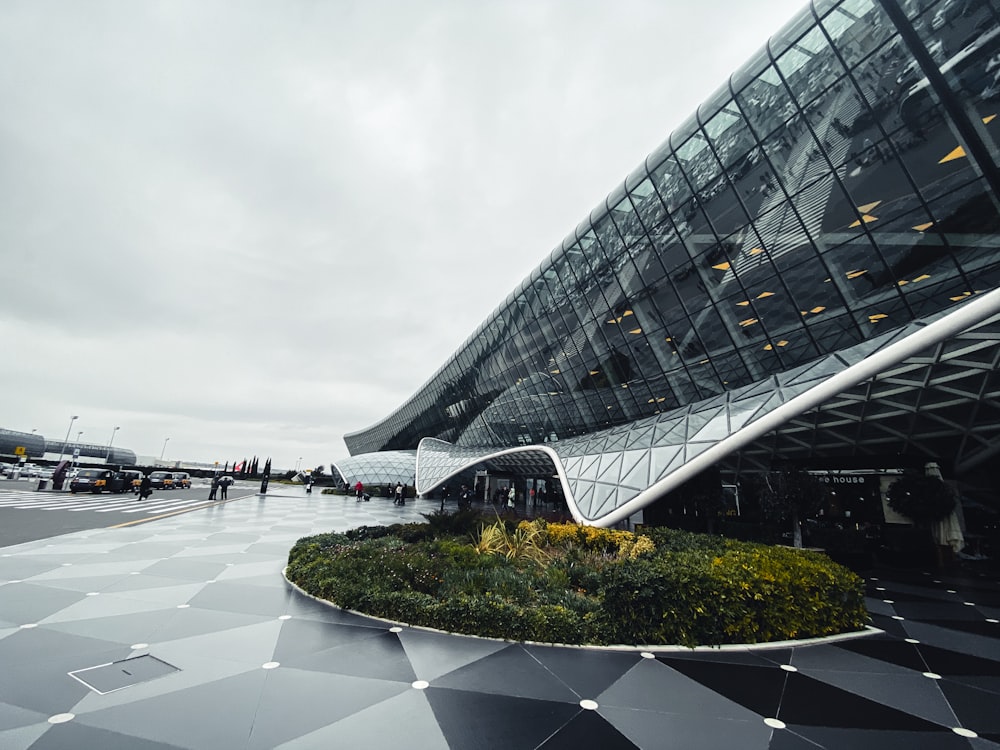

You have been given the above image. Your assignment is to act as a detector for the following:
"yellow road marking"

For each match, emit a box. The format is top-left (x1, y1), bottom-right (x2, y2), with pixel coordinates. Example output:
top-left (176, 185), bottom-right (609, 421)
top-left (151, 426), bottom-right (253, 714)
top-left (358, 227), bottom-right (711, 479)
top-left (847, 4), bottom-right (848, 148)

top-left (107, 495), bottom-right (252, 528)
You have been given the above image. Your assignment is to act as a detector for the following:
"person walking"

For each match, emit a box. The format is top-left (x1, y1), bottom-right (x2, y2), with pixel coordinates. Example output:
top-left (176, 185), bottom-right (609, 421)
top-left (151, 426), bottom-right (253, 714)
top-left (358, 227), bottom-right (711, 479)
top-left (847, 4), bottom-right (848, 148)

top-left (355, 481), bottom-right (364, 502)
top-left (394, 482), bottom-right (403, 505)
top-left (507, 484), bottom-right (516, 514)
top-left (139, 474), bottom-right (152, 502)
top-left (220, 476), bottom-right (229, 500)
top-left (208, 475), bottom-right (219, 501)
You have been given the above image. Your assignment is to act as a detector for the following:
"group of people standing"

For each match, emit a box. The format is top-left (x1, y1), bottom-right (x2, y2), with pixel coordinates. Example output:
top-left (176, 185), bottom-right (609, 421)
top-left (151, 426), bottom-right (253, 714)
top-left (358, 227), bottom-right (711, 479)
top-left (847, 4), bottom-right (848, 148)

top-left (351, 480), bottom-right (406, 505)
top-left (207, 475), bottom-right (231, 501)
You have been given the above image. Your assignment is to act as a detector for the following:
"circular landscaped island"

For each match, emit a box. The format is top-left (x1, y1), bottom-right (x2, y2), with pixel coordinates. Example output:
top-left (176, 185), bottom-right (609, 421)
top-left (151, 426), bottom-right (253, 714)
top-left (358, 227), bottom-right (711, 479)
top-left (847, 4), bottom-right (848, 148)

top-left (285, 511), bottom-right (868, 647)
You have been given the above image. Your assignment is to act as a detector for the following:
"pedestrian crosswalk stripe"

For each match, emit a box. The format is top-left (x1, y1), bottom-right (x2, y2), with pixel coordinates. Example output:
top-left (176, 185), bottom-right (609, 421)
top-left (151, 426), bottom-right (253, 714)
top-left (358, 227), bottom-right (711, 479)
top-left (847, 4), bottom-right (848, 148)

top-left (0, 489), bottom-right (248, 516)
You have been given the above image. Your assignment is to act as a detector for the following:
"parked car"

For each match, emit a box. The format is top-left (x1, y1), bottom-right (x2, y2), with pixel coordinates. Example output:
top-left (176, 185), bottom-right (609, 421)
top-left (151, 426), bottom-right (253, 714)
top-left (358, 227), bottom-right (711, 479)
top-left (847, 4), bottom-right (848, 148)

top-left (0, 462), bottom-right (12, 477)
top-left (118, 470), bottom-right (144, 494)
top-left (148, 471), bottom-right (174, 490)
top-left (171, 472), bottom-right (192, 489)
top-left (70, 469), bottom-right (123, 494)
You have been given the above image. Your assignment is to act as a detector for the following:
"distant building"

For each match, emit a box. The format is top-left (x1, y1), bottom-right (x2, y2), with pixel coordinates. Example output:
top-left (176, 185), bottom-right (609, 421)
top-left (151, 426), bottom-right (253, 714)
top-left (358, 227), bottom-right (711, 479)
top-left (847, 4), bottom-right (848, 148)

top-left (0, 429), bottom-right (137, 466)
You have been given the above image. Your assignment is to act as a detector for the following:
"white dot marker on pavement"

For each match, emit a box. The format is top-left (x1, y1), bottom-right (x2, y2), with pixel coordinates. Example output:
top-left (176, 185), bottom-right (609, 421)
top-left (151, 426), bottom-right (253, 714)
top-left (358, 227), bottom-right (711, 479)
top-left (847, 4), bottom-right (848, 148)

top-left (764, 718), bottom-right (786, 729)
top-left (580, 699), bottom-right (599, 710)
top-left (48, 714), bottom-right (74, 724)
top-left (412, 680), bottom-right (429, 690)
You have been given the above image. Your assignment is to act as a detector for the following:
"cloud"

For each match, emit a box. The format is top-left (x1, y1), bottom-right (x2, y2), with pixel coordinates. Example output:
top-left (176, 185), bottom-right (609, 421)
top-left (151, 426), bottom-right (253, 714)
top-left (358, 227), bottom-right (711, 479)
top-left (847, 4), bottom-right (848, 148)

top-left (0, 0), bottom-right (807, 467)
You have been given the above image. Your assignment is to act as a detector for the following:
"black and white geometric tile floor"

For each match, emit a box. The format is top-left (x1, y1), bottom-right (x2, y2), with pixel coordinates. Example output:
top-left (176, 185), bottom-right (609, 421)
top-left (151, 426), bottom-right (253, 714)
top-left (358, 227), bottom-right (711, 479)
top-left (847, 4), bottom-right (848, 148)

top-left (1, 492), bottom-right (998, 749)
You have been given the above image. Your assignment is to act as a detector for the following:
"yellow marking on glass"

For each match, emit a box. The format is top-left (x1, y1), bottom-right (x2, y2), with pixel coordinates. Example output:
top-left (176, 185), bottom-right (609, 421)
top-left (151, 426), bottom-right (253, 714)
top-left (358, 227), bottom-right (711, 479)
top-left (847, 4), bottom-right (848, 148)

top-left (550, 369), bottom-right (560, 374)
top-left (756, 291), bottom-right (775, 299)
top-left (712, 261), bottom-right (732, 270)
top-left (869, 313), bottom-right (888, 321)
top-left (847, 269), bottom-right (868, 279)
top-left (897, 280), bottom-right (909, 286)
top-left (748, 247), bottom-right (764, 255)
top-left (810, 306), bottom-right (826, 314)
top-left (939, 145), bottom-right (966, 163)
top-left (912, 274), bottom-right (930, 282)
top-left (629, 328), bottom-right (642, 334)
top-left (984, 114), bottom-right (997, 124)
top-left (856, 201), bottom-right (882, 213)
top-left (739, 318), bottom-right (759, 327)
top-left (913, 222), bottom-right (934, 231)
top-left (737, 300), bottom-right (751, 306)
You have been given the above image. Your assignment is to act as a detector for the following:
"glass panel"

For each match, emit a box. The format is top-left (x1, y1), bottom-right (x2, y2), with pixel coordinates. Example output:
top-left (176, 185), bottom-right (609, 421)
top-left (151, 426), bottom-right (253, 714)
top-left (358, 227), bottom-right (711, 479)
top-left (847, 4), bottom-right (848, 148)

top-left (736, 66), bottom-right (797, 137)
top-left (648, 223), bottom-right (692, 272)
top-left (850, 286), bottom-right (911, 333)
top-left (822, 234), bottom-right (896, 308)
top-left (749, 198), bottom-right (814, 272)
top-left (769, 5), bottom-right (819, 59)
top-left (649, 155), bottom-right (692, 210)
top-left (699, 172), bottom-right (750, 237)
top-left (630, 177), bottom-right (670, 234)
top-left (805, 312), bottom-right (865, 356)
top-left (930, 178), bottom-right (1000, 279)
top-left (905, 274), bottom-right (983, 318)
top-left (777, 25), bottom-right (842, 102)
top-left (783, 253), bottom-right (847, 322)
top-left (821, 0), bottom-right (895, 68)
top-left (678, 133), bottom-right (725, 195)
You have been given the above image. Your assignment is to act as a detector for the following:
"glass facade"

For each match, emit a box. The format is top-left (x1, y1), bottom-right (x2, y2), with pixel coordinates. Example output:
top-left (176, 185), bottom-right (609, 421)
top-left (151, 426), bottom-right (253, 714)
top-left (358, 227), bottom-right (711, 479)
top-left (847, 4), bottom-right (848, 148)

top-left (331, 451), bottom-right (417, 488)
top-left (345, 0), bottom-right (1000, 524)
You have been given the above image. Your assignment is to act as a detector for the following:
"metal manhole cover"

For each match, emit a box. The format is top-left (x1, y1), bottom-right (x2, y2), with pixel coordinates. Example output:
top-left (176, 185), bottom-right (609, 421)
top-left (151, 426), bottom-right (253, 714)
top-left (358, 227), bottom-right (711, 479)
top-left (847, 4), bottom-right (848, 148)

top-left (69, 654), bottom-right (180, 694)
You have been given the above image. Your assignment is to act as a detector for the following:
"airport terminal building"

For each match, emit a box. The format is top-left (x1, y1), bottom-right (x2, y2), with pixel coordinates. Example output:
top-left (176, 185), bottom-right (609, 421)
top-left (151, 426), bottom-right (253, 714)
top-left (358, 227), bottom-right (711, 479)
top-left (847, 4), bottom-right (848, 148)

top-left (339, 0), bottom-right (1000, 526)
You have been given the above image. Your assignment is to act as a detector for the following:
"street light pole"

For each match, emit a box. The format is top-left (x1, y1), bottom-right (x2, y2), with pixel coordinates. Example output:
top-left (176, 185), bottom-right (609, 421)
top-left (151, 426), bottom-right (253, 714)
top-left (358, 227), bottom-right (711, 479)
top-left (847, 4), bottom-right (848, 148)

top-left (58, 416), bottom-right (78, 462)
top-left (160, 437), bottom-right (170, 461)
top-left (106, 426), bottom-right (119, 462)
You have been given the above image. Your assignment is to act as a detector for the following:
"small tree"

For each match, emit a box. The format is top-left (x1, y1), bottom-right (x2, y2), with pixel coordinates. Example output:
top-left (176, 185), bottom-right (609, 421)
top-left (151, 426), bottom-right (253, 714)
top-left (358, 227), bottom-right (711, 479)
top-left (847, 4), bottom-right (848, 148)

top-left (759, 470), bottom-right (829, 548)
top-left (886, 475), bottom-right (956, 527)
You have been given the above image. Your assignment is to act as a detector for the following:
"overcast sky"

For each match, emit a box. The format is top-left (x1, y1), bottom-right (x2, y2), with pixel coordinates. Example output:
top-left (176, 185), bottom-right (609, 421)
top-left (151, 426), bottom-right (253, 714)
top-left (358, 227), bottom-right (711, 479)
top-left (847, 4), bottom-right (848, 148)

top-left (1, 0), bottom-right (807, 470)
